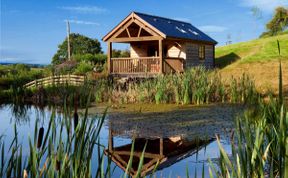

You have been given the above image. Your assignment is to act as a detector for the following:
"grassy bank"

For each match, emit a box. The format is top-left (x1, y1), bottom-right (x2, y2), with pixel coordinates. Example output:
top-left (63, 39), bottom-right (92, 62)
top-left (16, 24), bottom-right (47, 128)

top-left (216, 34), bottom-right (288, 94)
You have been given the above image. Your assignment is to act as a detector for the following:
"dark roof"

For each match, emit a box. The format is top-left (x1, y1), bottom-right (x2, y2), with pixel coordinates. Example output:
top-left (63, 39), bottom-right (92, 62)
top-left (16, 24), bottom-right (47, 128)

top-left (135, 12), bottom-right (217, 44)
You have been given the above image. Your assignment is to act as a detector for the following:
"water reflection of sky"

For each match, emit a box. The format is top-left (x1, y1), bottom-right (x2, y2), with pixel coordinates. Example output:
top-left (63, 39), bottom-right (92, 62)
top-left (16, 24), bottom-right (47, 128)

top-left (0, 105), bottom-right (232, 177)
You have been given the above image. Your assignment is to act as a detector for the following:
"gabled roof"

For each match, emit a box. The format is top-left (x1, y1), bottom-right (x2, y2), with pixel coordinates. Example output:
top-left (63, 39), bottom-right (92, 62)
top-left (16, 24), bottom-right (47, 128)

top-left (135, 12), bottom-right (217, 44)
top-left (102, 12), bottom-right (217, 44)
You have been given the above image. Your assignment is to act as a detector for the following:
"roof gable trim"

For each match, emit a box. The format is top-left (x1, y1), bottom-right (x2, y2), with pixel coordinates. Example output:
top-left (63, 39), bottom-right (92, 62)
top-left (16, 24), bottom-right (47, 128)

top-left (102, 12), bottom-right (166, 42)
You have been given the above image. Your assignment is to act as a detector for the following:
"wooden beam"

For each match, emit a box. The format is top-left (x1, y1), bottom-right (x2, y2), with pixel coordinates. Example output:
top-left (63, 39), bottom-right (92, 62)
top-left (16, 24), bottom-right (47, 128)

top-left (137, 27), bottom-right (142, 37)
top-left (114, 151), bottom-right (161, 159)
top-left (110, 19), bottom-right (135, 40)
top-left (159, 39), bottom-right (163, 74)
top-left (126, 28), bottom-right (131, 37)
top-left (102, 13), bottom-right (134, 41)
top-left (108, 36), bottom-right (162, 42)
top-left (133, 18), bottom-right (159, 36)
top-left (103, 12), bottom-right (166, 42)
top-left (166, 37), bottom-right (217, 45)
top-left (107, 42), bottom-right (112, 73)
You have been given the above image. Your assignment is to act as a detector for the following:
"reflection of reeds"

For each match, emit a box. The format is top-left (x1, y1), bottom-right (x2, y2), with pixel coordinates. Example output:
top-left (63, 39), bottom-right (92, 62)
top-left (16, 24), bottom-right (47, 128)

top-left (0, 100), bottom-right (107, 177)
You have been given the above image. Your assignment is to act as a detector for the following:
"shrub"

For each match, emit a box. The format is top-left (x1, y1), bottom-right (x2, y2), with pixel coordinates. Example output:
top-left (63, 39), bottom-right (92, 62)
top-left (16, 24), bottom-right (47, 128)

top-left (73, 61), bottom-right (93, 75)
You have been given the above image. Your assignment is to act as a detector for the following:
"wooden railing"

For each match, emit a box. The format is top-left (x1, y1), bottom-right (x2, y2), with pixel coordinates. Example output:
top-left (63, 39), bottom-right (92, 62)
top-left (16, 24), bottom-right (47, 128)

top-left (111, 57), bottom-right (160, 74)
top-left (23, 75), bottom-right (86, 89)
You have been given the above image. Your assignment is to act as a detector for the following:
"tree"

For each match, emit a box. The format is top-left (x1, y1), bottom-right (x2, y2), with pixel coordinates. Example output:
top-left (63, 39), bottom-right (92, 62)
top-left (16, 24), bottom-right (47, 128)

top-left (52, 33), bottom-right (102, 64)
top-left (260, 7), bottom-right (288, 37)
top-left (112, 49), bottom-right (130, 58)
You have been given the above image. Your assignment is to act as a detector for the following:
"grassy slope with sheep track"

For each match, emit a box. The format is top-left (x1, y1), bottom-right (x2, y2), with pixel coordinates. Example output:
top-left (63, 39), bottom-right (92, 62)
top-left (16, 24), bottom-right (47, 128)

top-left (216, 34), bottom-right (288, 95)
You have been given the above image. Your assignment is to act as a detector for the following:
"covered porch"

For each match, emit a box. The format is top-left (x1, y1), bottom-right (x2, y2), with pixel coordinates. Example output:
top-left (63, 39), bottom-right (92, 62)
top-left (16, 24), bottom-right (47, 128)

top-left (107, 40), bottom-right (184, 77)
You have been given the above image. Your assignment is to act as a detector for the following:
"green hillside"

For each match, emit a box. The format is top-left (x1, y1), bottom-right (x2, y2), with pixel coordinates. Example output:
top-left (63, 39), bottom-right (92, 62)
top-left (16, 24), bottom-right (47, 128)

top-left (216, 34), bottom-right (288, 68)
top-left (215, 34), bottom-right (288, 94)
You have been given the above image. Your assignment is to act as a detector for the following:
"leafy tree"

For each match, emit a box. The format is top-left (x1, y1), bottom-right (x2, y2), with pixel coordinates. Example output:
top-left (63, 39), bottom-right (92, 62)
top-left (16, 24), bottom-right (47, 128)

top-left (112, 49), bottom-right (130, 58)
top-left (52, 33), bottom-right (102, 64)
top-left (260, 7), bottom-right (288, 37)
top-left (73, 53), bottom-right (107, 65)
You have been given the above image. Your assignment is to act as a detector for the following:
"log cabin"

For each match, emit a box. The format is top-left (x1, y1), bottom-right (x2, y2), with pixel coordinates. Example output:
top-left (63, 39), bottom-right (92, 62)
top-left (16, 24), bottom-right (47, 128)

top-left (102, 12), bottom-right (217, 77)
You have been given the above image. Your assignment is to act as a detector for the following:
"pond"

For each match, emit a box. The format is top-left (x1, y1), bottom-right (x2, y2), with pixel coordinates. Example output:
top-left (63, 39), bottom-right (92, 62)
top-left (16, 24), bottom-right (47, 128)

top-left (0, 103), bottom-right (244, 177)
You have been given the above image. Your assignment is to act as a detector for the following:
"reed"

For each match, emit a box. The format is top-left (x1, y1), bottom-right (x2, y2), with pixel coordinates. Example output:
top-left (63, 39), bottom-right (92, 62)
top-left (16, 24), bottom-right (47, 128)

top-left (210, 41), bottom-right (287, 178)
top-left (98, 67), bottom-right (259, 105)
top-left (0, 101), bottom-right (149, 177)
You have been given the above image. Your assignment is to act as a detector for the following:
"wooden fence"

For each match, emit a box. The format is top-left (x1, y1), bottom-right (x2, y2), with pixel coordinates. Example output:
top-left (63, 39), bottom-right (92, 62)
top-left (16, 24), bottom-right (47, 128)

top-left (23, 75), bottom-right (86, 89)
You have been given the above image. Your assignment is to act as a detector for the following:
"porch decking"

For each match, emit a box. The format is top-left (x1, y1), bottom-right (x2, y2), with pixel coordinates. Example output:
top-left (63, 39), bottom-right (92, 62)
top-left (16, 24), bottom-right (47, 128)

top-left (110, 57), bottom-right (184, 77)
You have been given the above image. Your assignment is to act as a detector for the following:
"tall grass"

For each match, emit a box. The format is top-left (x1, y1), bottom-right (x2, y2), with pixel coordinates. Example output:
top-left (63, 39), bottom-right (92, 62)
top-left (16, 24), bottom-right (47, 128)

top-left (0, 104), bottom-right (151, 178)
top-left (0, 97), bottom-right (108, 177)
top-left (210, 40), bottom-right (288, 178)
top-left (95, 67), bottom-right (259, 105)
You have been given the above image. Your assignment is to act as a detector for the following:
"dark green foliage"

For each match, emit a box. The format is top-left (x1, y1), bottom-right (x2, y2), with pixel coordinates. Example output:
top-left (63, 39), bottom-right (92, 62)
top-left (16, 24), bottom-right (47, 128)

top-left (74, 61), bottom-right (93, 75)
top-left (73, 53), bottom-right (107, 65)
top-left (260, 7), bottom-right (288, 37)
top-left (112, 49), bottom-right (130, 58)
top-left (0, 65), bottom-right (46, 103)
top-left (52, 33), bottom-right (102, 65)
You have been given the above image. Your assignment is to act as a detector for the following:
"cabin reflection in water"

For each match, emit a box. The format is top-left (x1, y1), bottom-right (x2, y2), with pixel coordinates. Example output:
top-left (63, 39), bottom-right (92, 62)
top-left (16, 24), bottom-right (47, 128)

top-left (104, 128), bottom-right (213, 177)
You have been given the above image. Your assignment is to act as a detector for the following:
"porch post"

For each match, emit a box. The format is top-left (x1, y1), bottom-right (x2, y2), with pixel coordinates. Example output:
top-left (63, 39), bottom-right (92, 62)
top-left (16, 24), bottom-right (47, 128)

top-left (107, 42), bottom-right (112, 73)
top-left (159, 39), bottom-right (163, 74)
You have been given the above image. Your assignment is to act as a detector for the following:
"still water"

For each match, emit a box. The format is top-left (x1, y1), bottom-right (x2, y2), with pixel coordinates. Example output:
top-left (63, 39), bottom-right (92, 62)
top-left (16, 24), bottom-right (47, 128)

top-left (0, 104), bottom-right (232, 177)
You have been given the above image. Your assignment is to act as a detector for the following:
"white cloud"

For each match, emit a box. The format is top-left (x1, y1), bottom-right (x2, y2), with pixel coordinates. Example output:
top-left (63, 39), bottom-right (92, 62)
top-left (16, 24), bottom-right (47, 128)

top-left (198, 25), bottom-right (228, 33)
top-left (66, 20), bottom-right (100, 26)
top-left (240, 0), bottom-right (288, 13)
top-left (60, 6), bottom-right (108, 14)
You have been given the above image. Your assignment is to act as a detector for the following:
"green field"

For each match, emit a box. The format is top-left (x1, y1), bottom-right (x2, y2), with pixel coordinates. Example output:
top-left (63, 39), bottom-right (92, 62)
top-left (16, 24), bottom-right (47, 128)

top-left (216, 34), bottom-right (288, 67)
top-left (215, 34), bottom-right (288, 94)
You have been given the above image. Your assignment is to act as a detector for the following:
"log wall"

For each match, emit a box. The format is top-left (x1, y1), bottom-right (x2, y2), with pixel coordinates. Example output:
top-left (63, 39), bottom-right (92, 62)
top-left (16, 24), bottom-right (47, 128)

top-left (185, 43), bottom-right (214, 69)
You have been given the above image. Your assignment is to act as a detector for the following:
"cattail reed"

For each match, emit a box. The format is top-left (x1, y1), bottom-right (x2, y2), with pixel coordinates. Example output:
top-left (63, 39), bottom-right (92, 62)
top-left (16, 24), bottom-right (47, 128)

top-left (74, 93), bottom-right (79, 130)
top-left (37, 127), bottom-right (44, 149)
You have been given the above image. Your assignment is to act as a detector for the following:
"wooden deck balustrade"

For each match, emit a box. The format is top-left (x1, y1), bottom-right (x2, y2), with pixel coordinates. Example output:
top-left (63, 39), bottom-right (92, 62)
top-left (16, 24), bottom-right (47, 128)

top-left (110, 57), bottom-right (161, 75)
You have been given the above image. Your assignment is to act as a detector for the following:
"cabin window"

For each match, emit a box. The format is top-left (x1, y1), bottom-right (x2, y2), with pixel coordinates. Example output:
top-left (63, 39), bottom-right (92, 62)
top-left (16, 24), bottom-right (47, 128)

top-left (199, 45), bottom-right (205, 60)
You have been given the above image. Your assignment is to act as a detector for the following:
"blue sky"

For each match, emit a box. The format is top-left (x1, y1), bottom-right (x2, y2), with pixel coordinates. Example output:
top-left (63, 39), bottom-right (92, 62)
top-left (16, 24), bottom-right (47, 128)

top-left (1, 0), bottom-right (287, 64)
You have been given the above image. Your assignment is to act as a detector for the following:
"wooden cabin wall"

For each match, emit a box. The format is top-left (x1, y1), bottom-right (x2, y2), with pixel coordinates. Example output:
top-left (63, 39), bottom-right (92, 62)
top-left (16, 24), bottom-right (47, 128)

top-left (204, 45), bottom-right (214, 68)
top-left (166, 42), bottom-right (186, 59)
top-left (130, 43), bottom-right (148, 58)
top-left (185, 43), bottom-right (199, 68)
top-left (185, 43), bottom-right (214, 69)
